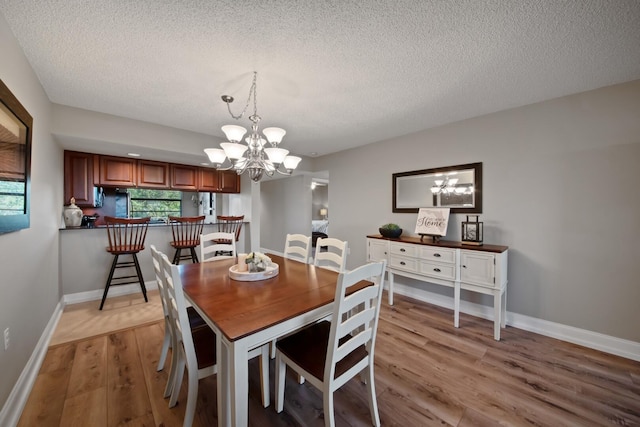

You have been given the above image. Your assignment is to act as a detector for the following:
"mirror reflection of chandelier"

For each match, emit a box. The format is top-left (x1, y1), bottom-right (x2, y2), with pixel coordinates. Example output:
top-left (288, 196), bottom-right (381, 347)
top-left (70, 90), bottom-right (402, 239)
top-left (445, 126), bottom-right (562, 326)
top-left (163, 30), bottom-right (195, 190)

top-left (430, 174), bottom-right (473, 195)
top-left (204, 72), bottom-right (302, 182)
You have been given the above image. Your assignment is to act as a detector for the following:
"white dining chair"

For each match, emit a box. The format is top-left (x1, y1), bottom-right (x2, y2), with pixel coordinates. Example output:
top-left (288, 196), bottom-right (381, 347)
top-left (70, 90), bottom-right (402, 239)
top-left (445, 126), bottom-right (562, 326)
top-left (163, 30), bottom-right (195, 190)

top-left (150, 245), bottom-right (206, 399)
top-left (275, 260), bottom-right (387, 427)
top-left (283, 233), bottom-right (312, 264)
top-left (314, 237), bottom-right (348, 273)
top-left (200, 231), bottom-right (236, 262)
top-left (160, 251), bottom-right (271, 427)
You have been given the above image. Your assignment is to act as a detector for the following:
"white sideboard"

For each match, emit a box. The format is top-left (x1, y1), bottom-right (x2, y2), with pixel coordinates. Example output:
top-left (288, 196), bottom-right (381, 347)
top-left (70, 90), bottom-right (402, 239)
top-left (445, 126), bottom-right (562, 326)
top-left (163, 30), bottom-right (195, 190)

top-left (366, 235), bottom-right (508, 340)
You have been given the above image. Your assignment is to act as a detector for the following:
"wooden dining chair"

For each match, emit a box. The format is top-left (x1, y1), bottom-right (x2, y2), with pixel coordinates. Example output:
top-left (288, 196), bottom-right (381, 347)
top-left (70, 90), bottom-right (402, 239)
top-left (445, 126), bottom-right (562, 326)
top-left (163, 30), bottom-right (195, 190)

top-left (216, 214), bottom-right (244, 243)
top-left (314, 237), bottom-right (348, 273)
top-left (283, 233), bottom-right (312, 264)
top-left (150, 245), bottom-right (207, 398)
top-left (160, 253), bottom-right (271, 427)
top-left (100, 216), bottom-right (150, 310)
top-left (275, 260), bottom-right (387, 427)
top-left (200, 231), bottom-right (236, 262)
top-left (169, 215), bottom-right (205, 264)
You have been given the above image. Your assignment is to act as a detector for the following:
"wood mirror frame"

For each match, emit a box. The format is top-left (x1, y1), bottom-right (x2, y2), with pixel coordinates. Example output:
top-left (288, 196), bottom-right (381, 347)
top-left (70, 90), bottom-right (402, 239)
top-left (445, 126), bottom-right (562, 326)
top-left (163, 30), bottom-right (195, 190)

top-left (0, 80), bottom-right (32, 233)
top-left (392, 162), bottom-right (482, 214)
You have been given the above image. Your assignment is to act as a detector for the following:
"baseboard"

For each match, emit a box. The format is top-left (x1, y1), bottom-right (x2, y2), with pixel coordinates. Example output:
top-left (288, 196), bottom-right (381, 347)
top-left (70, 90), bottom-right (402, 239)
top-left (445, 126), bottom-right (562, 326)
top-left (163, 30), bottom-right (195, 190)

top-left (389, 282), bottom-right (640, 362)
top-left (63, 280), bottom-right (158, 305)
top-left (0, 300), bottom-right (64, 427)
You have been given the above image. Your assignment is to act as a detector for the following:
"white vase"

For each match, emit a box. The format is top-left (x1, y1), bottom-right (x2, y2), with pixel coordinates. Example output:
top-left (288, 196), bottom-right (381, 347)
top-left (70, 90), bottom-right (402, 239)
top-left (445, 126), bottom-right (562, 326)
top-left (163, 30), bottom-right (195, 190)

top-left (63, 200), bottom-right (83, 227)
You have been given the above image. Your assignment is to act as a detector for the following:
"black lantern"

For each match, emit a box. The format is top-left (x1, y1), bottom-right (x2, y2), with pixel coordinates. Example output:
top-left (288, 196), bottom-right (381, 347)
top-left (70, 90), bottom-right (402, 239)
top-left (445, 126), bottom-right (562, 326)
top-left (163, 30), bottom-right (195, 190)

top-left (461, 215), bottom-right (483, 245)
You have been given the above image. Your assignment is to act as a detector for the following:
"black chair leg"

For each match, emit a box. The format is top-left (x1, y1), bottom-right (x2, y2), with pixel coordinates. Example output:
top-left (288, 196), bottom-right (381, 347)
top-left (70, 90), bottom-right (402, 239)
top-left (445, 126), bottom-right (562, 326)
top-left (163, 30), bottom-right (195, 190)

top-left (190, 247), bottom-right (199, 263)
top-left (132, 253), bottom-right (148, 302)
top-left (100, 254), bottom-right (119, 310)
top-left (173, 248), bottom-right (181, 264)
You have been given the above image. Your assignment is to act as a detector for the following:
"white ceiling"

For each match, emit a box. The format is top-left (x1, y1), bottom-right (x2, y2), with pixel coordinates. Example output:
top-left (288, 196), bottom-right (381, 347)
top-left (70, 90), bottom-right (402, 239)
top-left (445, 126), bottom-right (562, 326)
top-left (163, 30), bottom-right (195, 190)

top-left (1, 0), bottom-right (639, 161)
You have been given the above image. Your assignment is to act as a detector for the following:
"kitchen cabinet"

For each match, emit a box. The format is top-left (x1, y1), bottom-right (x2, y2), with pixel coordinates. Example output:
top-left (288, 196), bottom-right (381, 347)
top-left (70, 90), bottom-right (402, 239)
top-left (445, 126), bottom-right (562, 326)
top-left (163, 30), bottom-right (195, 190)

top-left (138, 159), bottom-right (169, 188)
top-left (198, 168), bottom-right (240, 193)
top-left (170, 164), bottom-right (198, 190)
top-left (367, 235), bottom-right (508, 340)
top-left (99, 155), bottom-right (136, 187)
top-left (64, 150), bottom-right (98, 206)
top-left (218, 170), bottom-right (240, 193)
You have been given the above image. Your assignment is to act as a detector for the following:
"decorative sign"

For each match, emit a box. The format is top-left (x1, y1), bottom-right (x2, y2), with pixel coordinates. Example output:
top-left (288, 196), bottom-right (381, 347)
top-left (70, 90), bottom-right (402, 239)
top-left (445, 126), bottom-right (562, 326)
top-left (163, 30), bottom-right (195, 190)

top-left (415, 208), bottom-right (450, 236)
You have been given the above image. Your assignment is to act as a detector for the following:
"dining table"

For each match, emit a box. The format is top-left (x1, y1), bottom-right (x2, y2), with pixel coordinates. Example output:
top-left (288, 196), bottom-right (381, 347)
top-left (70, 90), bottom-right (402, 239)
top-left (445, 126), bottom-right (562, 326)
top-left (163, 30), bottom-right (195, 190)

top-left (179, 254), bottom-right (370, 427)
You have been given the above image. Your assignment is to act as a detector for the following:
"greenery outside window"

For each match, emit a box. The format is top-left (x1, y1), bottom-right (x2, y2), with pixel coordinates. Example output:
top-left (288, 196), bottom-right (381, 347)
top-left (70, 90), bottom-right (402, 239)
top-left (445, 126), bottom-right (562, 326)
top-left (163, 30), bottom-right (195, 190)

top-left (129, 189), bottom-right (181, 220)
top-left (0, 181), bottom-right (25, 216)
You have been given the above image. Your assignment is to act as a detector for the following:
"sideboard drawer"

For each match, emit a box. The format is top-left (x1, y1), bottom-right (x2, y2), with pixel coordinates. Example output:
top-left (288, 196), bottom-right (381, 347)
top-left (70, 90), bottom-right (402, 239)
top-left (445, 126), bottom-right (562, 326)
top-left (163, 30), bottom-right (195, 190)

top-left (419, 246), bottom-right (456, 264)
top-left (389, 255), bottom-right (418, 273)
top-left (390, 242), bottom-right (418, 258)
top-left (420, 261), bottom-right (456, 280)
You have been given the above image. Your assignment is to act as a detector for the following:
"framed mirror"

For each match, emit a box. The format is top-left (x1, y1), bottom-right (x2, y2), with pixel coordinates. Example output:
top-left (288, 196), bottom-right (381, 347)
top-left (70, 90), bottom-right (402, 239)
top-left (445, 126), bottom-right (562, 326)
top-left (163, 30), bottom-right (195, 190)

top-left (0, 80), bottom-right (32, 233)
top-left (393, 162), bottom-right (482, 214)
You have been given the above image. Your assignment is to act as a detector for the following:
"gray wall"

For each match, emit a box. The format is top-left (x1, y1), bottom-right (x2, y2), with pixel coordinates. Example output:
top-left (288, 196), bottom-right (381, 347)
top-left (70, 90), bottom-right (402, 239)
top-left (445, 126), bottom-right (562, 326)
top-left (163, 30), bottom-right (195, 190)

top-left (0, 14), bottom-right (63, 408)
top-left (308, 80), bottom-right (640, 343)
top-left (260, 174), bottom-right (313, 253)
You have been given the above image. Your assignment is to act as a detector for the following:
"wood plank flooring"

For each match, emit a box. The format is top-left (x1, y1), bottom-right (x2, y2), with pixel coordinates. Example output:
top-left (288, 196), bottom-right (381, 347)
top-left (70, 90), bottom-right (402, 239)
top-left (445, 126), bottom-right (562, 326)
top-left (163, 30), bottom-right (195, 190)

top-left (19, 293), bottom-right (640, 426)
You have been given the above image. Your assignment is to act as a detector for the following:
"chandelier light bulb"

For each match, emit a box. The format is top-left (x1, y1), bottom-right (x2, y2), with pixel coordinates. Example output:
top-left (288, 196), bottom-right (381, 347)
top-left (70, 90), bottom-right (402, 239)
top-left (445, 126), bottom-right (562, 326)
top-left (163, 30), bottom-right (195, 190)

top-left (264, 147), bottom-right (289, 165)
top-left (283, 156), bottom-right (302, 171)
top-left (204, 148), bottom-right (227, 166)
top-left (220, 142), bottom-right (248, 160)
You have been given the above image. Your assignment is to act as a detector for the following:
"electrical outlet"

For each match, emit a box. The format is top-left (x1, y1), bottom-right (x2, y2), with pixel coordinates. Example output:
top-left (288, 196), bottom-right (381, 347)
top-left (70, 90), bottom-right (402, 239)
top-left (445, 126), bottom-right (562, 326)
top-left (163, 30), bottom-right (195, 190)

top-left (3, 328), bottom-right (9, 350)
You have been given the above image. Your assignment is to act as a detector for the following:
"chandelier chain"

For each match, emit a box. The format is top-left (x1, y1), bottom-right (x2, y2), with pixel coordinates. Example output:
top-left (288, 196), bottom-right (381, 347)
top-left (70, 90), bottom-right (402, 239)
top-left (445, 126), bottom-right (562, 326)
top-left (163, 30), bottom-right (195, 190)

top-left (225, 72), bottom-right (259, 121)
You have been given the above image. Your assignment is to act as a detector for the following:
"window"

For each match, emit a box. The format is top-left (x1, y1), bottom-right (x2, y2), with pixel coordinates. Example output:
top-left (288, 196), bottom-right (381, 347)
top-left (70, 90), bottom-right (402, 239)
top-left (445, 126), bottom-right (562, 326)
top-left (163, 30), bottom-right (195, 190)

top-left (129, 189), bottom-right (181, 219)
top-left (0, 180), bottom-right (25, 216)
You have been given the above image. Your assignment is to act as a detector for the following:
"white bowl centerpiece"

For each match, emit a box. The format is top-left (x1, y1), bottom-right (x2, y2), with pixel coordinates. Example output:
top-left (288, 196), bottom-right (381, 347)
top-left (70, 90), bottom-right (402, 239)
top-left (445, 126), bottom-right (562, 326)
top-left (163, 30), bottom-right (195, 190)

top-left (230, 252), bottom-right (279, 282)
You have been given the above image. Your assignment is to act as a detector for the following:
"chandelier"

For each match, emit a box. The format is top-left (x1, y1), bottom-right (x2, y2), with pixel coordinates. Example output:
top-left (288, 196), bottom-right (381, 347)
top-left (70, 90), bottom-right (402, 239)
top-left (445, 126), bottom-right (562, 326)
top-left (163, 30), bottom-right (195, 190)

top-left (430, 174), bottom-right (473, 195)
top-left (204, 72), bottom-right (301, 182)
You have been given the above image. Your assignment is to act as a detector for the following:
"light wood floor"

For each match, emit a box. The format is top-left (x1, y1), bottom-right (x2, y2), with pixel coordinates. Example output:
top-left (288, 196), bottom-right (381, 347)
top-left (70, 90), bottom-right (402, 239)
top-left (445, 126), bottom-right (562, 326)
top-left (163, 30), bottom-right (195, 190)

top-left (19, 293), bottom-right (640, 426)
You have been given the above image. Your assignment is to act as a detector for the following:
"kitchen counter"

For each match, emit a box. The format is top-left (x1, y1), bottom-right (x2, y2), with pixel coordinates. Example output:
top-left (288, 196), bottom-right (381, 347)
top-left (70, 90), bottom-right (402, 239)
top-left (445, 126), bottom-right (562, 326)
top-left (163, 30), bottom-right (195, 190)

top-left (59, 222), bottom-right (250, 297)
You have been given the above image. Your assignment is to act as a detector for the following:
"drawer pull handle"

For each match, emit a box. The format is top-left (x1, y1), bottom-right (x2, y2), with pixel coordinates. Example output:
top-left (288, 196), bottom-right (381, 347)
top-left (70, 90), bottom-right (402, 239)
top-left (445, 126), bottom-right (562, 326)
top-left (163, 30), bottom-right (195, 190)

top-left (400, 261), bottom-right (406, 266)
top-left (433, 268), bottom-right (441, 272)
top-left (433, 253), bottom-right (441, 257)
top-left (400, 248), bottom-right (406, 252)
top-left (462, 265), bottom-right (467, 268)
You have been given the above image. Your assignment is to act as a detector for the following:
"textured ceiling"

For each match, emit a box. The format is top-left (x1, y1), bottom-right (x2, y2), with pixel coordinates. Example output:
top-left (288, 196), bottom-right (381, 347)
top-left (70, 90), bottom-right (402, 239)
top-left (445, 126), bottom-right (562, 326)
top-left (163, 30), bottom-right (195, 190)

top-left (1, 0), bottom-right (640, 161)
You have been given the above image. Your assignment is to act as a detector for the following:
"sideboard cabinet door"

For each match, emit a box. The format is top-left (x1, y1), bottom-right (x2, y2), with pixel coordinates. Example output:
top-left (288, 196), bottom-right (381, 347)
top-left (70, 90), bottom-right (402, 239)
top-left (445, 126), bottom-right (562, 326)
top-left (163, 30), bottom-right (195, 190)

top-left (460, 250), bottom-right (495, 288)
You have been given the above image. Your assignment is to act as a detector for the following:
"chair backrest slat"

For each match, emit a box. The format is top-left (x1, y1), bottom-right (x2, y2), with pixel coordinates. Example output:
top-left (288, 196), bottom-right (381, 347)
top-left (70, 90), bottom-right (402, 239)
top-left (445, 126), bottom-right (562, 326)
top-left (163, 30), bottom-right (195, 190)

top-left (314, 237), bottom-right (348, 272)
top-left (324, 260), bottom-right (386, 384)
top-left (170, 215), bottom-right (205, 245)
top-left (216, 215), bottom-right (244, 242)
top-left (105, 216), bottom-right (150, 252)
top-left (283, 234), bottom-right (312, 263)
top-left (200, 232), bottom-right (236, 262)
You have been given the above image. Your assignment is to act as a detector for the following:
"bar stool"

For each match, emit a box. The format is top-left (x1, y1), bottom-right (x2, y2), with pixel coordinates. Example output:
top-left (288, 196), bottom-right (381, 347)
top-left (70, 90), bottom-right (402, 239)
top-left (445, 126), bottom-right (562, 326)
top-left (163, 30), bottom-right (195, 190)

top-left (169, 215), bottom-right (205, 264)
top-left (215, 215), bottom-right (244, 255)
top-left (100, 216), bottom-right (150, 310)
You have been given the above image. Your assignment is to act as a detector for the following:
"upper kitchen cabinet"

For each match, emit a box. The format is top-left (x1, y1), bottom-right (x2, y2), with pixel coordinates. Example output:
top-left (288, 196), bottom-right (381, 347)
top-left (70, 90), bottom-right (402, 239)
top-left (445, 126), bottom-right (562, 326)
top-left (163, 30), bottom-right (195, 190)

top-left (218, 170), bottom-right (240, 193)
top-left (198, 168), bottom-right (240, 193)
top-left (138, 159), bottom-right (169, 189)
top-left (170, 164), bottom-right (198, 190)
top-left (64, 150), bottom-right (98, 206)
top-left (99, 155), bottom-right (137, 187)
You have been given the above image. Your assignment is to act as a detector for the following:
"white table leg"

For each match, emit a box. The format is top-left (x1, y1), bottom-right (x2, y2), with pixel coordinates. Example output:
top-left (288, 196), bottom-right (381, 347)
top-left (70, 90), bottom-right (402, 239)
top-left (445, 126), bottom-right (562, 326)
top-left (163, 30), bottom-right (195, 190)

top-left (388, 271), bottom-right (394, 305)
top-left (454, 281), bottom-right (460, 328)
top-left (217, 335), bottom-right (230, 427)
top-left (230, 341), bottom-right (249, 427)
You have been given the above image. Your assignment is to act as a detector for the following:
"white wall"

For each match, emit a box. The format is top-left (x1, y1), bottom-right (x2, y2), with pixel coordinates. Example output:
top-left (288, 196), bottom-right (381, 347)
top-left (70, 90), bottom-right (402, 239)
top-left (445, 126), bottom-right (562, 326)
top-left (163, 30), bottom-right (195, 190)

top-left (0, 13), bottom-right (62, 410)
top-left (309, 80), bottom-right (640, 343)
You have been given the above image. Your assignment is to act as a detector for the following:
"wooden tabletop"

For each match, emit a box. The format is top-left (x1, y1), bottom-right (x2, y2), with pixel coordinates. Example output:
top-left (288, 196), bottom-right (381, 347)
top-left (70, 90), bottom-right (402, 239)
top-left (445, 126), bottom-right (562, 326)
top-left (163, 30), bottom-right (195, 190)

top-left (179, 254), bottom-right (366, 342)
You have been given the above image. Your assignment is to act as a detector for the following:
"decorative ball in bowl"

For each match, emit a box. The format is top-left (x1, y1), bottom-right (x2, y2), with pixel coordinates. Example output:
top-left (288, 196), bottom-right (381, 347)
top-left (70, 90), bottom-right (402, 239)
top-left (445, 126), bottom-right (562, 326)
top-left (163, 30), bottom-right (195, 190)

top-left (379, 224), bottom-right (402, 238)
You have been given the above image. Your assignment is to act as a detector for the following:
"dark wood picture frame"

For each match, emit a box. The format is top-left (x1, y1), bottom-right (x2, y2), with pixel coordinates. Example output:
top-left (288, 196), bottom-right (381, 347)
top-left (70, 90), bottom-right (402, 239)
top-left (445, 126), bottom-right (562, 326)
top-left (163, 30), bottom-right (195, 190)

top-left (0, 79), bottom-right (32, 233)
top-left (392, 162), bottom-right (482, 214)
